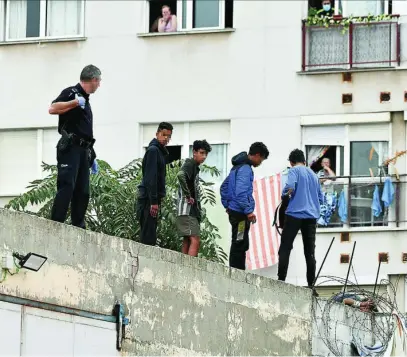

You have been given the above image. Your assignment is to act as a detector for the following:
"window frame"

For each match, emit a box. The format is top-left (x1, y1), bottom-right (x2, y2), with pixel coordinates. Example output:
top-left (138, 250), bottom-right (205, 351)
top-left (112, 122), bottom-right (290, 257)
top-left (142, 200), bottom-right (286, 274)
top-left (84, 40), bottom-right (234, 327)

top-left (177, 0), bottom-right (225, 31)
top-left (145, 0), bottom-right (227, 33)
top-left (139, 122), bottom-right (231, 184)
top-left (3, 0), bottom-right (85, 42)
top-left (302, 122), bottom-right (397, 231)
top-left (334, 0), bottom-right (391, 16)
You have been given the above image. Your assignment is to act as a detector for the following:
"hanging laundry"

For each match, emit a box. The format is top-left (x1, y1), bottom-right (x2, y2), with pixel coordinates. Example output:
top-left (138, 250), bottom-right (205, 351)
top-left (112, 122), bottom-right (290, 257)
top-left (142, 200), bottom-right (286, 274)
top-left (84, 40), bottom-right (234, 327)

top-left (317, 191), bottom-right (337, 226)
top-left (338, 190), bottom-right (347, 223)
top-left (382, 177), bottom-right (395, 208)
top-left (371, 185), bottom-right (383, 217)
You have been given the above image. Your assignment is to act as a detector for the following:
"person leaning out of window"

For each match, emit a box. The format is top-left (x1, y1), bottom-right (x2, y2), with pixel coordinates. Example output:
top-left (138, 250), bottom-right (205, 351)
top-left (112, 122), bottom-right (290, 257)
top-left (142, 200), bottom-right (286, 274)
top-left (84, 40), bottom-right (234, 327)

top-left (157, 5), bottom-right (177, 33)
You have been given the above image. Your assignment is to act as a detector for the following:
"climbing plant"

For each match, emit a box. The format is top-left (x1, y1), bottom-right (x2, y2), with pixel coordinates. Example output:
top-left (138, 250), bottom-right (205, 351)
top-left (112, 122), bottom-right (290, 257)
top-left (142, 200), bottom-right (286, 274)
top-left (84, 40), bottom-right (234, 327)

top-left (306, 8), bottom-right (393, 34)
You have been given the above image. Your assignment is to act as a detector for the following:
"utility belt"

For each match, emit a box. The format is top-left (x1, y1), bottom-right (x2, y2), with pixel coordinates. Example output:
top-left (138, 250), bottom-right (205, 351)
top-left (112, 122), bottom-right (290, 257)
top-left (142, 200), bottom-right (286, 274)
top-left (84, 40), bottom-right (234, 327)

top-left (70, 133), bottom-right (95, 149)
top-left (58, 130), bottom-right (95, 150)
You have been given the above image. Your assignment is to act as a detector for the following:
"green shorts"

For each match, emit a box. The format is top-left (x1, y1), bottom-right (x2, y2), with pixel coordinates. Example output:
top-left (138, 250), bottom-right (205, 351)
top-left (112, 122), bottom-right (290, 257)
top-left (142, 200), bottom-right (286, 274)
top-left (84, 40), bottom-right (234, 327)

top-left (176, 215), bottom-right (200, 237)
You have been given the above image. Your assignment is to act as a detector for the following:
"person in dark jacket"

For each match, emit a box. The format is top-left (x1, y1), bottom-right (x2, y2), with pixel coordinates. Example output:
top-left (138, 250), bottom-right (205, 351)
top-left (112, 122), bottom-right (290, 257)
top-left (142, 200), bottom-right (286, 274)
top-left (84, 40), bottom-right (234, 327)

top-left (176, 140), bottom-right (212, 257)
top-left (220, 142), bottom-right (269, 270)
top-left (137, 122), bottom-right (173, 246)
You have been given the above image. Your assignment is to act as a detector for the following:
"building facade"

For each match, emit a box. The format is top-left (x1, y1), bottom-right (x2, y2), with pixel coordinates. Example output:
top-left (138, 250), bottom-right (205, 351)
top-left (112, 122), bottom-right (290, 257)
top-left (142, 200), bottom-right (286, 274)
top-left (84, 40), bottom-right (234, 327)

top-left (0, 0), bottom-right (406, 302)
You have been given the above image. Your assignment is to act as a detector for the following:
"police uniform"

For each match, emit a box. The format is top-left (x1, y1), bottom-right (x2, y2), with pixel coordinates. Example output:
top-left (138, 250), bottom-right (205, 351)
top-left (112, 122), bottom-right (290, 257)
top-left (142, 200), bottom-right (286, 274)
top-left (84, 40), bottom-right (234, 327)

top-left (50, 83), bottom-right (96, 229)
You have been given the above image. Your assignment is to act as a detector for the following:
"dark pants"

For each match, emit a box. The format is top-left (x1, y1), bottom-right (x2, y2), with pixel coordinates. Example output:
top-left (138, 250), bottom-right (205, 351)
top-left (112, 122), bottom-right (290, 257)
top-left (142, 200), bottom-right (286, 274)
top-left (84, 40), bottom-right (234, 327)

top-left (228, 210), bottom-right (250, 270)
top-left (278, 215), bottom-right (317, 287)
top-left (51, 145), bottom-right (90, 229)
top-left (137, 198), bottom-right (158, 246)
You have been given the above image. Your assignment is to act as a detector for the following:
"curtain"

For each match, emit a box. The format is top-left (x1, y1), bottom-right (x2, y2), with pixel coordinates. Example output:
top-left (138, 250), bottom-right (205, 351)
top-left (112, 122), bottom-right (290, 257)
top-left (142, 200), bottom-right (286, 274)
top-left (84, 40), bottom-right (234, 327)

top-left (345, 0), bottom-right (382, 16)
top-left (370, 141), bottom-right (388, 175)
top-left (8, 0), bottom-right (27, 40)
top-left (47, 0), bottom-right (81, 37)
top-left (370, 142), bottom-right (388, 163)
top-left (306, 146), bottom-right (330, 167)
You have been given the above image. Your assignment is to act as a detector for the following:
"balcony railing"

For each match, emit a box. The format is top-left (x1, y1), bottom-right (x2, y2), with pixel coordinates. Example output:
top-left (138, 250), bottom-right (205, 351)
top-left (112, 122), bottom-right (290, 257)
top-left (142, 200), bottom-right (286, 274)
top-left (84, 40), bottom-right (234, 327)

top-left (301, 16), bottom-right (400, 72)
top-left (317, 175), bottom-right (406, 229)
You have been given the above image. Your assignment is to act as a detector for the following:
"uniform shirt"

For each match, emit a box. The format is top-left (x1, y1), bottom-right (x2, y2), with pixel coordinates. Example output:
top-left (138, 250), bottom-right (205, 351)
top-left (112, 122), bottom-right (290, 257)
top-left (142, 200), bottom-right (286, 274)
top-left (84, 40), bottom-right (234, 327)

top-left (52, 83), bottom-right (93, 140)
top-left (176, 158), bottom-right (201, 218)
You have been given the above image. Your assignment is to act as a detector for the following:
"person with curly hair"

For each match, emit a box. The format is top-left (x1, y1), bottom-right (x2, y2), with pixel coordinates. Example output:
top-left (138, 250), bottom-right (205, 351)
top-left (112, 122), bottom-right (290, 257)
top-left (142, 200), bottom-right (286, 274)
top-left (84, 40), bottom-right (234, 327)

top-left (176, 140), bottom-right (212, 257)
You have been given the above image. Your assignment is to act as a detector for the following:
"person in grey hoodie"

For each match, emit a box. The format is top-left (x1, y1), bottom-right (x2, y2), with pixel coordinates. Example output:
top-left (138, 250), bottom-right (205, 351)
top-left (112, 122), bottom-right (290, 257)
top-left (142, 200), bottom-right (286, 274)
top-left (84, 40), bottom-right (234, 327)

top-left (220, 142), bottom-right (269, 270)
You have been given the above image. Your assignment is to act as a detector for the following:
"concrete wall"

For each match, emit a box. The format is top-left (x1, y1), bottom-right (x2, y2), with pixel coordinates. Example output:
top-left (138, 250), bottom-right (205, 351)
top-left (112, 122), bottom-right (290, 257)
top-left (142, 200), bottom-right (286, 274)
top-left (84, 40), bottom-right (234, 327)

top-left (0, 208), bottom-right (313, 356)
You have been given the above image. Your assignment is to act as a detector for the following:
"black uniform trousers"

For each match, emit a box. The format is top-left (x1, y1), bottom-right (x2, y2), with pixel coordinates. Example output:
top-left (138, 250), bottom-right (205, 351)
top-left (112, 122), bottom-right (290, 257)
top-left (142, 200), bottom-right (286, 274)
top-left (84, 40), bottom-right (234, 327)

top-left (228, 210), bottom-right (251, 270)
top-left (277, 215), bottom-right (317, 287)
top-left (137, 198), bottom-right (159, 246)
top-left (51, 144), bottom-right (90, 229)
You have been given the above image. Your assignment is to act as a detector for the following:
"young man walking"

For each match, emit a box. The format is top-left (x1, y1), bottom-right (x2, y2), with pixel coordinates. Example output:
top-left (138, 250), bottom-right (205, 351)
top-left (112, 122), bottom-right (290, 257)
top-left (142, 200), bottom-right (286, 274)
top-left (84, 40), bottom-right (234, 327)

top-left (220, 142), bottom-right (269, 270)
top-left (137, 122), bottom-right (173, 246)
top-left (176, 140), bottom-right (212, 257)
top-left (277, 149), bottom-right (324, 294)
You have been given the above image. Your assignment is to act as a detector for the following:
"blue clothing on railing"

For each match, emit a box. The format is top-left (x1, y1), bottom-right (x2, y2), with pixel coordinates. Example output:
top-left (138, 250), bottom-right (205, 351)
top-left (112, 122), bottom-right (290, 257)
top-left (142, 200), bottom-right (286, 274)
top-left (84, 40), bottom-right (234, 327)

top-left (371, 185), bottom-right (382, 217)
top-left (317, 191), bottom-right (338, 226)
top-left (338, 190), bottom-right (347, 223)
top-left (381, 177), bottom-right (395, 208)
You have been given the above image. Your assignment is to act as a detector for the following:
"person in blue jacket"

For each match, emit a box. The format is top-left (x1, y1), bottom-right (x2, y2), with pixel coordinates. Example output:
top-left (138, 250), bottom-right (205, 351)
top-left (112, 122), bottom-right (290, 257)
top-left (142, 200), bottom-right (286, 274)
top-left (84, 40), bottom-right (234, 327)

top-left (278, 149), bottom-right (324, 294)
top-left (220, 142), bottom-right (269, 270)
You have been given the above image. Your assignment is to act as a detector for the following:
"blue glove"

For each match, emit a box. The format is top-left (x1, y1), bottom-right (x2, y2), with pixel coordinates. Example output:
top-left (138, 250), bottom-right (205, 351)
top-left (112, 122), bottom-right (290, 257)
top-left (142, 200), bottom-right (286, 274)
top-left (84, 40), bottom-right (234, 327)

top-left (91, 159), bottom-right (99, 174)
top-left (75, 94), bottom-right (86, 109)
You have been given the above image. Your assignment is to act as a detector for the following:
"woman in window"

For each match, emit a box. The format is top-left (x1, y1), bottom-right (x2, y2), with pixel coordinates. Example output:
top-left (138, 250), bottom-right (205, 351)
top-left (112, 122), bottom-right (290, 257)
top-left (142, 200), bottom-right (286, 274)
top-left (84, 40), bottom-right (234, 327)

top-left (158, 5), bottom-right (177, 33)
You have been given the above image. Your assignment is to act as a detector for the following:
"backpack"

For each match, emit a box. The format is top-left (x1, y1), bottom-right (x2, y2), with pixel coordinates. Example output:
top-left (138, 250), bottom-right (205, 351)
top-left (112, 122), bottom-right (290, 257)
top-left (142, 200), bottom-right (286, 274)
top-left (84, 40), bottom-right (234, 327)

top-left (272, 194), bottom-right (289, 235)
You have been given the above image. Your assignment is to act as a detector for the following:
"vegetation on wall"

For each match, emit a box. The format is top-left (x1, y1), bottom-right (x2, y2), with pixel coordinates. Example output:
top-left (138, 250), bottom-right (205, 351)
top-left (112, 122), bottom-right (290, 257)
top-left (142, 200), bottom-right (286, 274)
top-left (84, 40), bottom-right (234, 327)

top-left (5, 159), bottom-right (228, 264)
top-left (306, 8), bottom-right (393, 34)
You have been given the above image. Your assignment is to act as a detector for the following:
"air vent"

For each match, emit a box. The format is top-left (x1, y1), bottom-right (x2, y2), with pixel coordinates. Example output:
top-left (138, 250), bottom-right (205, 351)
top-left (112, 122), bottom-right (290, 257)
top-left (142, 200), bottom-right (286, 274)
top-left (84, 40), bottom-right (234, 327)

top-left (342, 72), bottom-right (352, 82)
top-left (342, 93), bottom-right (353, 105)
top-left (378, 252), bottom-right (389, 263)
top-left (340, 232), bottom-right (350, 242)
top-left (380, 92), bottom-right (391, 103)
top-left (402, 253), bottom-right (407, 263)
top-left (340, 254), bottom-right (350, 264)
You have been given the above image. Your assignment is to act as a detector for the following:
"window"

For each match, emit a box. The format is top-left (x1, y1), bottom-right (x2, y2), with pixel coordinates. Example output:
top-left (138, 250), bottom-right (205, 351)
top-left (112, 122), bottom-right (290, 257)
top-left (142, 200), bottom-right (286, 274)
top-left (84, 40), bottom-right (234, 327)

top-left (148, 0), bottom-right (233, 33)
top-left (189, 144), bottom-right (228, 183)
top-left (167, 145), bottom-right (182, 165)
top-left (306, 145), bottom-right (344, 176)
top-left (308, 0), bottom-right (391, 16)
top-left (141, 121), bottom-right (230, 184)
top-left (303, 123), bottom-right (394, 230)
top-left (350, 142), bottom-right (388, 177)
top-left (2, 0), bottom-right (84, 41)
top-left (0, 130), bottom-right (39, 196)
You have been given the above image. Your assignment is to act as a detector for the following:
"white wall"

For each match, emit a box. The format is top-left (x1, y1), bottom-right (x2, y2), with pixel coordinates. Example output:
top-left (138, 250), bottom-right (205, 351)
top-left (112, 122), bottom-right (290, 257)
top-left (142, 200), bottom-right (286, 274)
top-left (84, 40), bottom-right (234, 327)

top-left (1, 1), bottom-right (407, 283)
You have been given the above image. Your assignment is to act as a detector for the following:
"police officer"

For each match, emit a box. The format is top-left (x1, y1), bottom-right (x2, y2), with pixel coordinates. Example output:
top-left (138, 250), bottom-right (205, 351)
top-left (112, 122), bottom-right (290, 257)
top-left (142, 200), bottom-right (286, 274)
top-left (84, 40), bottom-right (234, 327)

top-left (48, 64), bottom-right (101, 229)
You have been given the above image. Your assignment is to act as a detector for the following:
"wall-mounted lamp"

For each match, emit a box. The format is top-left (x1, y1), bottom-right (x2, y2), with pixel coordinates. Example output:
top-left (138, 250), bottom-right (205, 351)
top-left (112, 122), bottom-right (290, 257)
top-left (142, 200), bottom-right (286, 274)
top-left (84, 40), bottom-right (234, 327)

top-left (12, 252), bottom-right (47, 272)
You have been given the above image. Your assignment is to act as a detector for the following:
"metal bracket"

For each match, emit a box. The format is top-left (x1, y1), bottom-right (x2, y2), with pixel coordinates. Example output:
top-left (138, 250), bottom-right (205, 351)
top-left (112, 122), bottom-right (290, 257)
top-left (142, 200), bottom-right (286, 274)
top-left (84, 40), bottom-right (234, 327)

top-left (114, 301), bottom-right (130, 351)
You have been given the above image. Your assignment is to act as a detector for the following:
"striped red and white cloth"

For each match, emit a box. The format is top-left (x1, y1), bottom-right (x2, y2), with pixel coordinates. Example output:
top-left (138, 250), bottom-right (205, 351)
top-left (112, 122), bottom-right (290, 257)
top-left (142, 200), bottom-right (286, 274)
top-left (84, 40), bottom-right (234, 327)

top-left (246, 173), bottom-right (282, 270)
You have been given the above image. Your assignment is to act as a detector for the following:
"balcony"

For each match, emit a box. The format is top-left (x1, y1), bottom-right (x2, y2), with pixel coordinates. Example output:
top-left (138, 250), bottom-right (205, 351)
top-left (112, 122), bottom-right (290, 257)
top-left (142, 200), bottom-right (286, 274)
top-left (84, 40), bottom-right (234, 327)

top-left (317, 175), bottom-right (405, 229)
top-left (301, 15), bottom-right (400, 72)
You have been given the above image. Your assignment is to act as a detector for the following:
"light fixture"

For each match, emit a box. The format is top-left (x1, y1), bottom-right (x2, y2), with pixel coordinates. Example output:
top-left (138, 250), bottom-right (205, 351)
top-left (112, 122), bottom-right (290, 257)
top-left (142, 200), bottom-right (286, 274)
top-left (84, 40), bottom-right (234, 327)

top-left (12, 252), bottom-right (47, 272)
